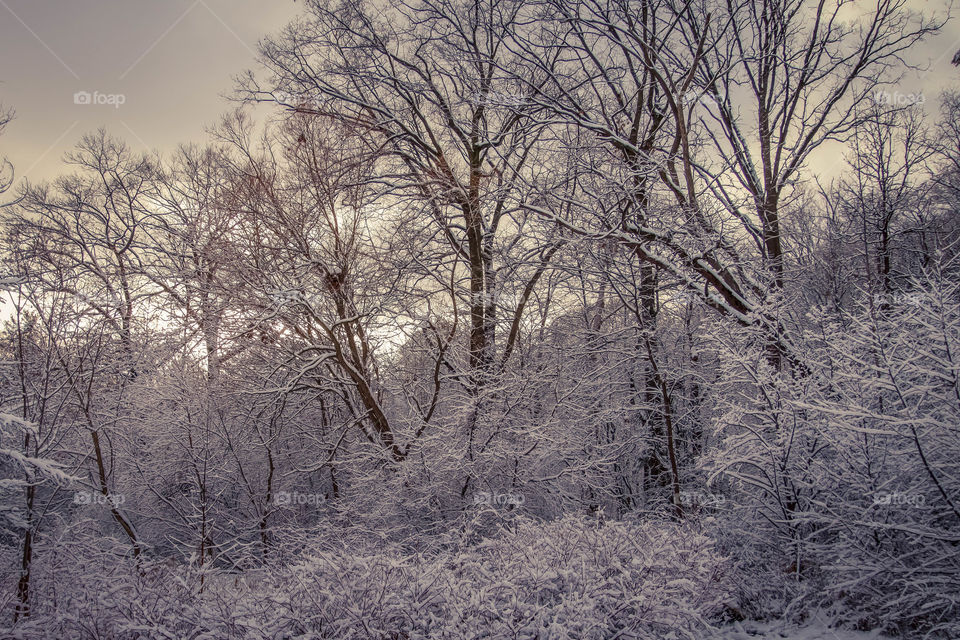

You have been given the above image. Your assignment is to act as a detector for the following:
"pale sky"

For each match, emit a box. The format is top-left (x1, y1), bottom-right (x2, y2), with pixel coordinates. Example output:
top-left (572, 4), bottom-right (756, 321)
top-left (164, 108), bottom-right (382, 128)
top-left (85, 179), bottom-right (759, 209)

top-left (1, 0), bottom-right (959, 190)
top-left (0, 0), bottom-right (298, 185)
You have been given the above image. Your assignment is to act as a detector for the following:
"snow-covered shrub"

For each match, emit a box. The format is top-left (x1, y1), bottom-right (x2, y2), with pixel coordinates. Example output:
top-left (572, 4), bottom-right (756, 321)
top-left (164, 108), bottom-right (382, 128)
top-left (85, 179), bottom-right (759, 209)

top-left (705, 273), bottom-right (960, 637)
top-left (0, 515), bottom-right (730, 639)
top-left (261, 515), bottom-right (730, 639)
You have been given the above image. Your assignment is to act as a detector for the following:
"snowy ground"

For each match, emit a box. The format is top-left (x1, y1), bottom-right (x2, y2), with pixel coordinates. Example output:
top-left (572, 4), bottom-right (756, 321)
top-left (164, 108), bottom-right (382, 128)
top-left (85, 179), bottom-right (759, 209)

top-left (708, 621), bottom-right (892, 640)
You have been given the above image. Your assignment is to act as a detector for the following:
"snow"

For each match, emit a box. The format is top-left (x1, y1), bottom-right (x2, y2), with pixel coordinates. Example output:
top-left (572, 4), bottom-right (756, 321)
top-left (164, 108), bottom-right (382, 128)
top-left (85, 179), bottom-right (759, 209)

top-left (707, 621), bottom-right (891, 640)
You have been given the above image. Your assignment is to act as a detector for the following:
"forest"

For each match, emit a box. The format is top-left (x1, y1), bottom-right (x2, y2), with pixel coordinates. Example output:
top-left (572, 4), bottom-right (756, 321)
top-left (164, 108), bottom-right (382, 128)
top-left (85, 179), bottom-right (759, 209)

top-left (0, 0), bottom-right (959, 637)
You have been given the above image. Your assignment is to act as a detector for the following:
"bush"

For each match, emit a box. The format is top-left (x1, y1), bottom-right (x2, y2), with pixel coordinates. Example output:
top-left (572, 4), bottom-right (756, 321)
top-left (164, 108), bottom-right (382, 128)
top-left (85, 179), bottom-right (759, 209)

top-left (0, 516), bottom-right (730, 639)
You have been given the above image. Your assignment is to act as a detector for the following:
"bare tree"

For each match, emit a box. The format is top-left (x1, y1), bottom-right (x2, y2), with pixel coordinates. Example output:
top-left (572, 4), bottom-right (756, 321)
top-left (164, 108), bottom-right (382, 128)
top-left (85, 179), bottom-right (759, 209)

top-left (241, 0), bottom-right (563, 425)
top-left (693, 0), bottom-right (942, 294)
top-left (0, 105), bottom-right (14, 198)
top-left (827, 104), bottom-right (935, 302)
top-left (518, 0), bottom-right (942, 369)
top-left (5, 131), bottom-right (157, 557)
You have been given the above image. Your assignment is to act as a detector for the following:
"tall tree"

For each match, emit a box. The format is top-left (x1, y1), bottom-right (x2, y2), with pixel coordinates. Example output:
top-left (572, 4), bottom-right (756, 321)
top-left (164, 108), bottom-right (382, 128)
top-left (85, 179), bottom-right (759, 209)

top-left (241, 0), bottom-right (561, 416)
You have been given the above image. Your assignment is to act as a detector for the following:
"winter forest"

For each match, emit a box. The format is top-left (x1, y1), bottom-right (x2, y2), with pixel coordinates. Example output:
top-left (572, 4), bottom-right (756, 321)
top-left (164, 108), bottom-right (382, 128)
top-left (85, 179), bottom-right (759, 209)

top-left (0, 0), bottom-right (959, 637)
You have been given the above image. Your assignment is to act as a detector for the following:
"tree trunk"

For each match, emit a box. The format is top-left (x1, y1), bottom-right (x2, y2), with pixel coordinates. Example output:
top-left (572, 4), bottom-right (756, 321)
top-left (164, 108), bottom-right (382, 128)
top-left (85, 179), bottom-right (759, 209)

top-left (14, 484), bottom-right (34, 620)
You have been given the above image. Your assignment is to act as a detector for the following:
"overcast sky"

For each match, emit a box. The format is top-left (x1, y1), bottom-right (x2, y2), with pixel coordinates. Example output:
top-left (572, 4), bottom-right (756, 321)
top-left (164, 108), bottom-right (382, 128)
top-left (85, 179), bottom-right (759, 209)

top-left (0, 0), bottom-right (297, 185)
top-left (1, 0), bottom-right (959, 189)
